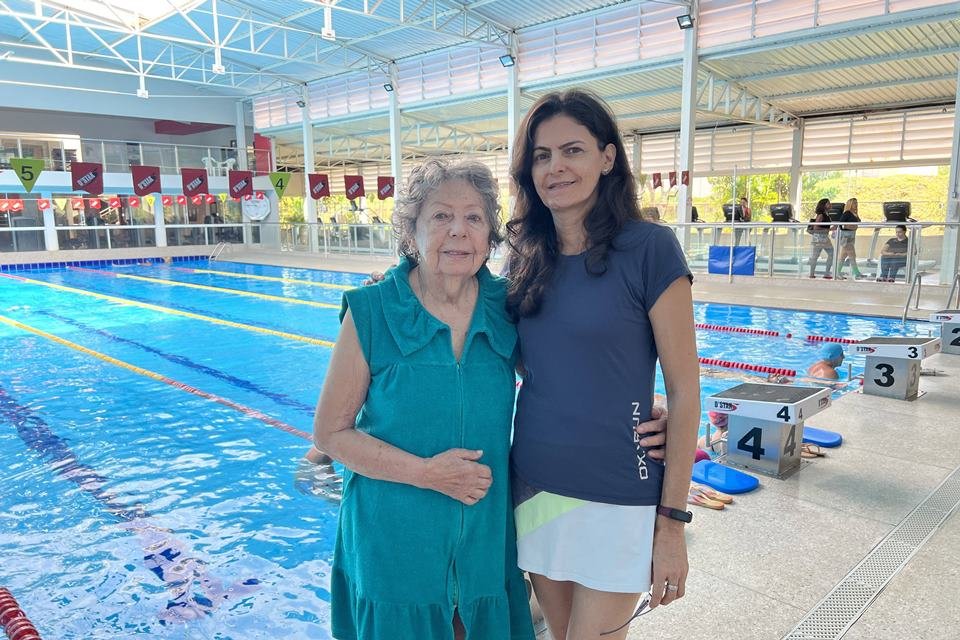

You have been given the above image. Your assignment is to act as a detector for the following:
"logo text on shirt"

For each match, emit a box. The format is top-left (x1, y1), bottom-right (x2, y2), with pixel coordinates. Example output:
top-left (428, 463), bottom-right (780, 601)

top-left (631, 402), bottom-right (649, 480)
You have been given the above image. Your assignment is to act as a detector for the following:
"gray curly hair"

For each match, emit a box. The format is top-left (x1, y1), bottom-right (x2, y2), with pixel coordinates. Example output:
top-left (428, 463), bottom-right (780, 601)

top-left (394, 158), bottom-right (503, 263)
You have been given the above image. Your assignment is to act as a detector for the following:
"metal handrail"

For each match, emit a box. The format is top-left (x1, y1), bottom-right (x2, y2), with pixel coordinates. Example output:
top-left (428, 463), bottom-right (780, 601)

top-left (948, 272), bottom-right (960, 308)
top-left (902, 273), bottom-right (923, 322)
top-left (210, 242), bottom-right (227, 260)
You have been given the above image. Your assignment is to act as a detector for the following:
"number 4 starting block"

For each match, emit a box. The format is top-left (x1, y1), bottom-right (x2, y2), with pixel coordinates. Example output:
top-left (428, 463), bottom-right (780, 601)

top-left (707, 383), bottom-right (832, 478)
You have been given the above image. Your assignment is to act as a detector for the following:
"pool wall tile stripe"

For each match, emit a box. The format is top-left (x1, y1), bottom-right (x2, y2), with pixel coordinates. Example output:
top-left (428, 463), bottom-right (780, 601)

top-left (0, 256), bottom-right (207, 272)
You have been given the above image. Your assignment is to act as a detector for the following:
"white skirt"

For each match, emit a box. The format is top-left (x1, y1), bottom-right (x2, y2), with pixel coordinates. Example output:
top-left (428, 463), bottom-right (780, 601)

top-left (513, 476), bottom-right (656, 594)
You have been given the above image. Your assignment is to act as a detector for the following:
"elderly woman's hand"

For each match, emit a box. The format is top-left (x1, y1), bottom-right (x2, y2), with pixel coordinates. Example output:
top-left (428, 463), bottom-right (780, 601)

top-left (421, 449), bottom-right (492, 505)
top-left (635, 403), bottom-right (668, 461)
top-left (362, 271), bottom-right (385, 286)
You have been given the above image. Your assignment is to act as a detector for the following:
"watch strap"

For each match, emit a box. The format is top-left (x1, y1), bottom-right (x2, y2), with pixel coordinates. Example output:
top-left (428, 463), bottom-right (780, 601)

top-left (657, 505), bottom-right (693, 523)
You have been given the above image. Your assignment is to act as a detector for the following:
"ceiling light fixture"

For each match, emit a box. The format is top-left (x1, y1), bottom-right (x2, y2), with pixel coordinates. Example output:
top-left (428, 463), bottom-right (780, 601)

top-left (296, 99), bottom-right (306, 108)
top-left (498, 54), bottom-right (515, 68)
top-left (677, 14), bottom-right (694, 30)
top-left (383, 83), bottom-right (394, 92)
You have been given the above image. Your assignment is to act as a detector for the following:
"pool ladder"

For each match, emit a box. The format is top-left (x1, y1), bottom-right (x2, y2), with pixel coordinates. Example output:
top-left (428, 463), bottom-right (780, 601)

top-left (902, 271), bottom-right (960, 322)
top-left (209, 242), bottom-right (227, 261)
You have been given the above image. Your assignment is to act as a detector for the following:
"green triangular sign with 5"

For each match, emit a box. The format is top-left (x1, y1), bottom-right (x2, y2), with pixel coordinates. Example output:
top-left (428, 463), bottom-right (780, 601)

top-left (11, 158), bottom-right (45, 193)
top-left (270, 172), bottom-right (291, 198)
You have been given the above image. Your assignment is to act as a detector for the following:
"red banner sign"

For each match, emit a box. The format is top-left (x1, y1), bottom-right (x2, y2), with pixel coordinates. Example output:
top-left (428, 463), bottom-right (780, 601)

top-left (9, 199), bottom-right (23, 212)
top-left (0, 201), bottom-right (8, 212)
top-left (88, 198), bottom-right (101, 209)
top-left (161, 195), bottom-right (174, 207)
top-left (71, 162), bottom-right (103, 195)
top-left (191, 195), bottom-right (203, 205)
top-left (681, 170), bottom-right (689, 186)
top-left (37, 198), bottom-right (51, 211)
top-left (108, 196), bottom-right (122, 208)
top-left (181, 168), bottom-right (208, 198)
top-left (668, 171), bottom-right (677, 188)
top-left (344, 175), bottom-right (364, 200)
top-left (377, 176), bottom-right (395, 200)
top-left (205, 194), bottom-right (216, 204)
top-left (308, 173), bottom-right (330, 199)
top-left (176, 195), bottom-right (188, 205)
top-left (651, 172), bottom-right (662, 189)
top-left (128, 196), bottom-right (141, 208)
top-left (131, 165), bottom-right (162, 196)
top-left (256, 191), bottom-right (265, 200)
top-left (71, 198), bottom-right (85, 210)
top-left (228, 170), bottom-right (254, 198)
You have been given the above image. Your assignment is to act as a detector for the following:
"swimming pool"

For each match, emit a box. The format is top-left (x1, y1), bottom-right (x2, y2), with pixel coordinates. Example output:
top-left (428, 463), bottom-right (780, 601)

top-left (0, 260), bottom-right (932, 639)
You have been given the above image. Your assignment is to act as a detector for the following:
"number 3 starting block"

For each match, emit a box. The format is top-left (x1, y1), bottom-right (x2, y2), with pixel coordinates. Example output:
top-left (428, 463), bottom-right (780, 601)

top-left (707, 383), bottom-right (832, 478)
top-left (857, 336), bottom-right (941, 400)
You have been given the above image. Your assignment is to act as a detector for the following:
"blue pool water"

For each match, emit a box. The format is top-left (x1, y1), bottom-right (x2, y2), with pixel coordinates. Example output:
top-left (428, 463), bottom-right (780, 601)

top-left (0, 260), bottom-right (933, 639)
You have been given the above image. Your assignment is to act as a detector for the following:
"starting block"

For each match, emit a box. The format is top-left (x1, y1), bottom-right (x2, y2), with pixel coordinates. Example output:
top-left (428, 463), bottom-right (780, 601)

top-left (707, 383), bottom-right (832, 478)
top-left (856, 336), bottom-right (941, 400)
top-left (929, 310), bottom-right (960, 355)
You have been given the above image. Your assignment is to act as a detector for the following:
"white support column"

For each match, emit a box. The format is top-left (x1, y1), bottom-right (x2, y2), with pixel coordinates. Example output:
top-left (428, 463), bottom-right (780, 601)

top-left (941, 62), bottom-right (960, 285)
top-left (388, 63), bottom-right (402, 190)
top-left (632, 134), bottom-right (642, 184)
top-left (235, 101), bottom-right (249, 170)
top-left (153, 194), bottom-right (167, 247)
top-left (789, 120), bottom-right (804, 216)
top-left (300, 86), bottom-right (318, 252)
top-left (675, 1), bottom-right (699, 252)
top-left (41, 193), bottom-right (59, 251)
top-left (506, 36), bottom-right (520, 217)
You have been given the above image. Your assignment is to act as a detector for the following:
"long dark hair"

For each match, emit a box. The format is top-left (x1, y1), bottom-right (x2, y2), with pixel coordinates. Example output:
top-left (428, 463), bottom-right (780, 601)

top-left (815, 198), bottom-right (830, 218)
top-left (505, 89), bottom-right (641, 320)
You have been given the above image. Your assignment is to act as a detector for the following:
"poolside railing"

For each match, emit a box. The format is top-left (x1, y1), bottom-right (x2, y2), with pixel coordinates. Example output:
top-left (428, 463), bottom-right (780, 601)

top-left (2, 219), bottom-right (958, 288)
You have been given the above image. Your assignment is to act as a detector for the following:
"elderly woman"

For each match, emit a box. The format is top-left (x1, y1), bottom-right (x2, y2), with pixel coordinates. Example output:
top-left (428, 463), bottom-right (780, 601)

top-left (314, 159), bottom-right (534, 640)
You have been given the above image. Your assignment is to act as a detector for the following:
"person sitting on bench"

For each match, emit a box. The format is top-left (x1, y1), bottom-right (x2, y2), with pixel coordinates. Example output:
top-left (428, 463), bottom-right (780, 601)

top-left (878, 225), bottom-right (908, 282)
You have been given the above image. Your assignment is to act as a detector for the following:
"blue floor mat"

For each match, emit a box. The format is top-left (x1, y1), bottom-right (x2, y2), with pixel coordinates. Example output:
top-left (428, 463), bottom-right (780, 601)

top-left (803, 425), bottom-right (843, 448)
top-left (692, 460), bottom-right (760, 494)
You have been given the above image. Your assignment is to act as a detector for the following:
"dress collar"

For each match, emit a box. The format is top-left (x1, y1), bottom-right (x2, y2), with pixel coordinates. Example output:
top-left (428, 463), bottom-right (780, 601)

top-left (378, 258), bottom-right (516, 359)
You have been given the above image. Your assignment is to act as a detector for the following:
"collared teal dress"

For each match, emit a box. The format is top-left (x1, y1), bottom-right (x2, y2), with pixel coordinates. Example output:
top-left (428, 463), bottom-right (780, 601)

top-left (330, 259), bottom-right (534, 640)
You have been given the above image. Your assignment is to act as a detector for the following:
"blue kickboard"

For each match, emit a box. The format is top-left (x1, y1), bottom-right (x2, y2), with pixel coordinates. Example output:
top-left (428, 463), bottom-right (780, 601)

top-left (692, 460), bottom-right (759, 494)
top-left (803, 426), bottom-right (843, 448)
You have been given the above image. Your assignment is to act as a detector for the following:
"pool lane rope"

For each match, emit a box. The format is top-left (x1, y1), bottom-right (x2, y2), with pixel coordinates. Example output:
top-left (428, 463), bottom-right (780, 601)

top-left (67, 266), bottom-right (340, 309)
top-left (0, 588), bottom-right (42, 640)
top-left (0, 314), bottom-right (312, 442)
top-left (699, 356), bottom-right (796, 378)
top-left (0, 273), bottom-right (334, 348)
top-left (695, 323), bottom-right (787, 338)
top-left (173, 266), bottom-right (353, 290)
top-left (806, 334), bottom-right (860, 345)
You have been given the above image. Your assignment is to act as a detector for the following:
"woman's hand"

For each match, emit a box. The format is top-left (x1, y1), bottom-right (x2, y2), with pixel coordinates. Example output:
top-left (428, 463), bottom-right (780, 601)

top-left (648, 519), bottom-right (689, 609)
top-left (421, 449), bottom-right (492, 505)
top-left (635, 404), bottom-right (668, 461)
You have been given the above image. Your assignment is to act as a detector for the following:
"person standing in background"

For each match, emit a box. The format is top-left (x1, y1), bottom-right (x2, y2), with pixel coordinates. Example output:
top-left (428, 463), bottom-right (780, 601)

top-left (836, 198), bottom-right (862, 279)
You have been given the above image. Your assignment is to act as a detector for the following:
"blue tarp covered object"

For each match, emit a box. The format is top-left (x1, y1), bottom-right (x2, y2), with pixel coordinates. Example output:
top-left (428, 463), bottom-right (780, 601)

top-left (708, 245), bottom-right (757, 275)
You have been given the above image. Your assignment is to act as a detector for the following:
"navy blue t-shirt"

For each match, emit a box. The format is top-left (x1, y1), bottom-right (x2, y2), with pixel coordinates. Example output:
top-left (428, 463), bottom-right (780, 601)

top-left (511, 220), bottom-right (692, 506)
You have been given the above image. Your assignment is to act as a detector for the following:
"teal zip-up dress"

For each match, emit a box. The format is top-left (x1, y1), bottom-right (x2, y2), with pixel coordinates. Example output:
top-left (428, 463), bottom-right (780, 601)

top-left (329, 259), bottom-right (534, 640)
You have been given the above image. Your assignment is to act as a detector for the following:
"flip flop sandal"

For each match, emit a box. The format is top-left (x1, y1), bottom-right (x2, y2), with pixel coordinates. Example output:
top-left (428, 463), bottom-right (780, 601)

top-left (687, 492), bottom-right (725, 510)
top-left (800, 443), bottom-right (824, 458)
top-left (691, 483), bottom-right (733, 504)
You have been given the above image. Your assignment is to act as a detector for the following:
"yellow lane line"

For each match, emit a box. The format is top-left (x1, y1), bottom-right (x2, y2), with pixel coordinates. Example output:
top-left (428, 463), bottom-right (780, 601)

top-left (0, 314), bottom-right (312, 441)
top-left (187, 267), bottom-right (352, 290)
top-left (1, 274), bottom-right (334, 347)
top-left (110, 272), bottom-right (340, 309)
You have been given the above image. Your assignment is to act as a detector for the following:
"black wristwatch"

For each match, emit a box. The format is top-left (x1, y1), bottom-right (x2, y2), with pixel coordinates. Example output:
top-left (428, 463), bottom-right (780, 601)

top-left (657, 505), bottom-right (693, 524)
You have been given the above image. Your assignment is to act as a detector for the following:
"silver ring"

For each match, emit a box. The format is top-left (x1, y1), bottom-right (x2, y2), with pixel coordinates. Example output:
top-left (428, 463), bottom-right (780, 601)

top-left (666, 584), bottom-right (679, 592)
